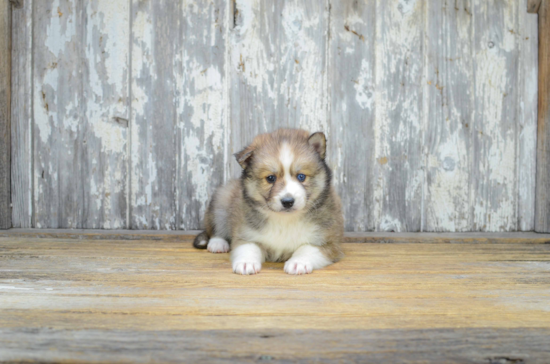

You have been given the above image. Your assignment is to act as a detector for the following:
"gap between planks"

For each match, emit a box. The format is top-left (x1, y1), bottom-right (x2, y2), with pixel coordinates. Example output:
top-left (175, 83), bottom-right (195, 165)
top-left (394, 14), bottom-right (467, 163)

top-left (1, 228), bottom-right (549, 244)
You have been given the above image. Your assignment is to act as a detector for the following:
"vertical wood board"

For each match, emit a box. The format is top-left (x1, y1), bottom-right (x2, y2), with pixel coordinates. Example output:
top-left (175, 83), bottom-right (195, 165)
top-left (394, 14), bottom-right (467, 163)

top-left (471, 0), bottom-right (520, 231)
top-left (0, 0), bottom-right (11, 229)
top-left (10, 0), bottom-right (32, 228)
top-left (82, 0), bottom-right (130, 229)
top-left (423, 0), bottom-right (473, 232)
top-left (373, 0), bottom-right (425, 232)
top-left (177, 0), bottom-right (228, 230)
top-left (328, 0), bottom-right (376, 231)
top-left (517, 0), bottom-right (539, 231)
top-left (33, 0), bottom-right (84, 228)
top-left (535, 0), bottom-right (550, 232)
top-left (130, 0), bottom-right (180, 229)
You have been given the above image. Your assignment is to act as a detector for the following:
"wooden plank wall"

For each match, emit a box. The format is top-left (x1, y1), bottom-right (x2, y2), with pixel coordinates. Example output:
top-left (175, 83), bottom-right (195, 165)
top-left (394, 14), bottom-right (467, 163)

top-left (10, 0), bottom-right (540, 232)
top-left (0, 0), bottom-right (11, 229)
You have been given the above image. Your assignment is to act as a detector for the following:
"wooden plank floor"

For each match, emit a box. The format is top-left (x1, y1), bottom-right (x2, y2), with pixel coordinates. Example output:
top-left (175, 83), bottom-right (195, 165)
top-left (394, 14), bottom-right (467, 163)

top-left (1, 235), bottom-right (550, 363)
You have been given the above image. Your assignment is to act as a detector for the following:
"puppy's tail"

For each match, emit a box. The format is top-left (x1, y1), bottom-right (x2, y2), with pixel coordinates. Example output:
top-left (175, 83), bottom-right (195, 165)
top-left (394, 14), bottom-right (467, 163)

top-left (193, 231), bottom-right (210, 249)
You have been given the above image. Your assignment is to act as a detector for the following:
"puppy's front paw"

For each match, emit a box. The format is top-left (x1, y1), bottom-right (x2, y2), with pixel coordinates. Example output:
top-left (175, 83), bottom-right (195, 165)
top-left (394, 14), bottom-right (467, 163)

top-left (284, 258), bottom-right (313, 275)
top-left (233, 261), bottom-right (261, 275)
top-left (207, 237), bottom-right (230, 253)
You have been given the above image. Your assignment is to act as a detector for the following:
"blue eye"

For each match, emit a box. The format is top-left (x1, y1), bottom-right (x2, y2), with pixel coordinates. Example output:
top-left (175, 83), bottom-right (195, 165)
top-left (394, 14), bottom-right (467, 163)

top-left (297, 173), bottom-right (306, 182)
top-left (266, 175), bottom-right (276, 183)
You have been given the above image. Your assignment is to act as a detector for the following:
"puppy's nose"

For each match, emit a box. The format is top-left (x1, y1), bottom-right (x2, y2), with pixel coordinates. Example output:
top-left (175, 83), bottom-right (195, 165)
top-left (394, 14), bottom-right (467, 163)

top-left (281, 197), bottom-right (295, 209)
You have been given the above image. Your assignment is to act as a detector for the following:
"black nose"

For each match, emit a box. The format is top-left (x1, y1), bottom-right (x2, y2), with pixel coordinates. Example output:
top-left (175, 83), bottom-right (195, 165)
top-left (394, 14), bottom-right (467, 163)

top-left (281, 197), bottom-right (295, 209)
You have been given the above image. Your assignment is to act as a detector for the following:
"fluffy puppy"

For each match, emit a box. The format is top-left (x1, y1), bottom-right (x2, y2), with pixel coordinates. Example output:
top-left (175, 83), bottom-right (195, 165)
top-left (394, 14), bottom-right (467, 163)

top-left (193, 129), bottom-right (343, 275)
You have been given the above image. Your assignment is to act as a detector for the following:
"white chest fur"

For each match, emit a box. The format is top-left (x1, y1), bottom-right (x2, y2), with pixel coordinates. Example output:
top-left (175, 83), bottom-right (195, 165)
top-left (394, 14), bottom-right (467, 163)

top-left (241, 212), bottom-right (322, 261)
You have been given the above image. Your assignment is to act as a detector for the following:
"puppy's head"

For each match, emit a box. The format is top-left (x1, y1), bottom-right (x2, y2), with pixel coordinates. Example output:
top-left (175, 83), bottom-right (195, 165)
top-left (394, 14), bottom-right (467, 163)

top-left (235, 129), bottom-right (329, 213)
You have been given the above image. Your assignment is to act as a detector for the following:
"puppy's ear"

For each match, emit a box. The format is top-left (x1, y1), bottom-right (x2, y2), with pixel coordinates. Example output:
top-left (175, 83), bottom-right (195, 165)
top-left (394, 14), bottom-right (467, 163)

top-left (234, 145), bottom-right (254, 169)
top-left (308, 132), bottom-right (326, 160)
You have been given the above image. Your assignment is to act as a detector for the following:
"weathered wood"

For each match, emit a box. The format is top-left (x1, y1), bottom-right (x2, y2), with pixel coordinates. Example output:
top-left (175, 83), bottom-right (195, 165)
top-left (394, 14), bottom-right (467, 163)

top-left (178, 0), bottom-right (228, 229)
top-left (8, 0), bottom-right (22, 9)
top-left (471, 0), bottom-right (520, 231)
top-left (518, 0), bottom-right (539, 230)
top-left (373, 0), bottom-right (424, 232)
top-left (0, 238), bottom-right (549, 362)
top-left (2, 328), bottom-right (550, 363)
top-left (528, 0), bottom-right (543, 13)
top-left (536, 0), bottom-right (550, 232)
top-left (424, 0), bottom-right (473, 232)
top-left (10, 0), bottom-right (32, 228)
top-left (328, 0), bottom-right (376, 231)
top-left (229, 0), bottom-right (329, 178)
top-left (33, 1), bottom-right (129, 229)
top-left (2, 228), bottom-right (550, 244)
top-left (130, 0), bottom-right (180, 229)
top-left (0, 0), bottom-right (11, 229)
top-left (8, 0), bottom-right (543, 232)
top-left (130, 0), bottom-right (227, 230)
top-left (81, 1), bottom-right (130, 229)
top-left (33, 1), bottom-right (85, 228)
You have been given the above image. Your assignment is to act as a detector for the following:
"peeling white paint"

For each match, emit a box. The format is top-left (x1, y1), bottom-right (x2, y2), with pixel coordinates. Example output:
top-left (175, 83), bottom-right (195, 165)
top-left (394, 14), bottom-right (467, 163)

top-left (22, 0), bottom-right (538, 232)
top-left (185, 62), bottom-right (224, 147)
top-left (354, 60), bottom-right (374, 110)
top-left (473, 8), bottom-right (518, 231)
top-left (44, 0), bottom-right (76, 57)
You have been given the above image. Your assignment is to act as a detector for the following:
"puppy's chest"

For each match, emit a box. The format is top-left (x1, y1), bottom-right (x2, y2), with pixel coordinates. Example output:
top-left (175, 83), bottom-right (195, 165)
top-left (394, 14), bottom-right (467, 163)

top-left (242, 215), bottom-right (322, 260)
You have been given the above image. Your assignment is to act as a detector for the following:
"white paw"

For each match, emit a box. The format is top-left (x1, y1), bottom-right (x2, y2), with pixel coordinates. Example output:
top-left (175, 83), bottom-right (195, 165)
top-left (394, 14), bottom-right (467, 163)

top-left (207, 237), bottom-right (230, 253)
top-left (284, 258), bottom-right (313, 275)
top-left (232, 261), bottom-right (261, 275)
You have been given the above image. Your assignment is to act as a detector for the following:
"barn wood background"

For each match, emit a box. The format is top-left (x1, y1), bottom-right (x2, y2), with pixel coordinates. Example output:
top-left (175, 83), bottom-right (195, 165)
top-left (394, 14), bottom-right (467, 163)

top-left (10, 0), bottom-right (539, 232)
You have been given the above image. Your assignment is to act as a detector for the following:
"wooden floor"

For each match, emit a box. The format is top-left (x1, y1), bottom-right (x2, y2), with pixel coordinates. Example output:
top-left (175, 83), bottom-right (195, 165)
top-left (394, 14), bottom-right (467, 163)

top-left (1, 233), bottom-right (550, 363)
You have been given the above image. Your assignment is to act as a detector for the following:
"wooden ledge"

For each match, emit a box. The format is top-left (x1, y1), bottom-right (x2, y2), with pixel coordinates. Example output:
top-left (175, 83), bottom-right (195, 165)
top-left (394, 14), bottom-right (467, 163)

top-left (1, 228), bottom-right (549, 244)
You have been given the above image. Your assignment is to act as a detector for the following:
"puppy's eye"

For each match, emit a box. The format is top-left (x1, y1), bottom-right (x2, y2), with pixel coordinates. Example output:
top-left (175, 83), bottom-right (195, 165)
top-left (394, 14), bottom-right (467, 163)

top-left (266, 175), bottom-right (277, 183)
top-left (297, 173), bottom-right (306, 182)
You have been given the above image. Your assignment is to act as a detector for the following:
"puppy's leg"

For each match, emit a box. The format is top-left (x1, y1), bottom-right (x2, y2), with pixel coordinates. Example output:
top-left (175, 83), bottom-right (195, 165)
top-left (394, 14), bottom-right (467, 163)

top-left (207, 237), bottom-right (230, 253)
top-left (231, 242), bottom-right (264, 275)
top-left (284, 245), bottom-right (332, 275)
top-left (206, 204), bottom-right (231, 253)
top-left (193, 231), bottom-right (210, 249)
top-left (204, 183), bottom-right (233, 253)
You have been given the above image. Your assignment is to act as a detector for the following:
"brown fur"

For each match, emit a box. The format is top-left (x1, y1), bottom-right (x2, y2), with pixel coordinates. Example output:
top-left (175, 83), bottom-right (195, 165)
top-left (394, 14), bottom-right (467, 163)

top-left (194, 129), bottom-right (344, 267)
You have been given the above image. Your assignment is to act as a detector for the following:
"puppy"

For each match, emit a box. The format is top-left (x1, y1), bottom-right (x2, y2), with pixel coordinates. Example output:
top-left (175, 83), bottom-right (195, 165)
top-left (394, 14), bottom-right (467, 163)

top-left (193, 129), bottom-right (344, 275)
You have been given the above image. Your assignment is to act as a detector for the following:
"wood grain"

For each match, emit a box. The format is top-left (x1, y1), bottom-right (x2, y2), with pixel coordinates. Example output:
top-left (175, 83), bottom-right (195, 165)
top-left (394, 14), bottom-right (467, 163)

top-left (518, 0), bottom-right (539, 231)
top-left (33, 0), bottom-right (86, 228)
top-left (130, 0), bottom-right (180, 230)
top-left (229, 0), bottom-right (329, 178)
top-left (372, 0), bottom-right (424, 232)
top-left (2, 228), bottom-right (550, 244)
top-left (0, 0), bottom-right (11, 229)
top-left (328, 0), bottom-right (376, 231)
top-left (32, 0), bottom-right (130, 229)
top-left (471, 0), bottom-right (520, 231)
top-left (177, 0), bottom-right (228, 230)
top-left (2, 328), bottom-right (550, 363)
top-left (81, 1), bottom-right (130, 229)
top-left (0, 237), bottom-right (549, 362)
top-left (424, 0), bottom-right (473, 232)
top-left (7, 0), bottom-right (543, 232)
top-left (528, 0), bottom-right (543, 13)
top-left (536, 0), bottom-right (550, 232)
top-left (130, 0), bottom-right (227, 230)
top-left (10, 0), bottom-right (32, 228)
